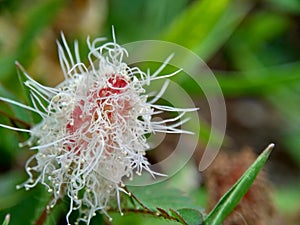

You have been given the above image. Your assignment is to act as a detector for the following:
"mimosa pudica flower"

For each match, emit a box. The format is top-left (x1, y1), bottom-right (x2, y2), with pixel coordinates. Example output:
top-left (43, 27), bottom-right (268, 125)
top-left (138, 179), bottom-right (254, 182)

top-left (0, 31), bottom-right (196, 225)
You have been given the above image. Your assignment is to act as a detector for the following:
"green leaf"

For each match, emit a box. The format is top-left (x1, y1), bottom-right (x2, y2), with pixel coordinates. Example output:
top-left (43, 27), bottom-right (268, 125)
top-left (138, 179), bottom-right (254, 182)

top-left (203, 144), bottom-right (274, 225)
top-left (16, 61), bottom-right (43, 125)
top-left (227, 11), bottom-right (290, 70)
top-left (162, 0), bottom-right (252, 60)
top-left (175, 63), bottom-right (300, 97)
top-left (1, 214), bottom-right (10, 225)
top-left (194, 2), bottom-right (252, 60)
top-left (127, 182), bottom-right (204, 224)
top-left (170, 208), bottom-right (203, 225)
top-left (215, 65), bottom-right (300, 96)
top-left (111, 212), bottom-right (181, 225)
top-left (163, 0), bottom-right (231, 49)
top-left (0, 171), bottom-right (27, 211)
top-left (0, 171), bottom-right (53, 225)
top-left (128, 182), bottom-right (201, 212)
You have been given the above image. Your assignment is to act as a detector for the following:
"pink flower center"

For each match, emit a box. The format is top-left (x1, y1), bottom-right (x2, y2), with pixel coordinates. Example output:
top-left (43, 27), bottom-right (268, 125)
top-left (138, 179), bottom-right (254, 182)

top-left (65, 75), bottom-right (130, 153)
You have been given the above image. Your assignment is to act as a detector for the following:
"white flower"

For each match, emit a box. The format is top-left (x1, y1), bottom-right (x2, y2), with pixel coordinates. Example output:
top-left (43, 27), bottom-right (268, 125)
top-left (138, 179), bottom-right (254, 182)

top-left (0, 31), bottom-right (195, 225)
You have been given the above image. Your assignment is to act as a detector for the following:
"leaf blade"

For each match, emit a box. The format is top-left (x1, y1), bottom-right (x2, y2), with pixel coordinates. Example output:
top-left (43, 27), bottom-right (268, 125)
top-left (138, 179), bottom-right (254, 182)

top-left (203, 143), bottom-right (274, 225)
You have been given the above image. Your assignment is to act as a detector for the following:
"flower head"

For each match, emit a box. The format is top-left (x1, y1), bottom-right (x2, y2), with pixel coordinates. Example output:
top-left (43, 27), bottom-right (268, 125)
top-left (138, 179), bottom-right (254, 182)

top-left (0, 31), bottom-right (195, 224)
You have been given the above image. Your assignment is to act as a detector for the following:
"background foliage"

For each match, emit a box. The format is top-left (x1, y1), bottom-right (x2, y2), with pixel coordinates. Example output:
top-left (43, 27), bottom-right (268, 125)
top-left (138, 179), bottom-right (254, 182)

top-left (0, 0), bottom-right (300, 224)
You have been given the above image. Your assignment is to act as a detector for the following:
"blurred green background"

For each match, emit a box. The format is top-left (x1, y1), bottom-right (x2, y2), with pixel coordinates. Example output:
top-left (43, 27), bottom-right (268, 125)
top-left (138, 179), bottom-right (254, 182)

top-left (0, 0), bottom-right (300, 224)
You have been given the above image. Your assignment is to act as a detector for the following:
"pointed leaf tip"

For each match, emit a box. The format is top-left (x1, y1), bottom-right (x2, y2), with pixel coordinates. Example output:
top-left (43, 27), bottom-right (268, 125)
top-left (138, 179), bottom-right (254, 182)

top-left (2, 214), bottom-right (10, 225)
top-left (267, 143), bottom-right (275, 150)
top-left (203, 143), bottom-right (274, 225)
top-left (263, 143), bottom-right (275, 156)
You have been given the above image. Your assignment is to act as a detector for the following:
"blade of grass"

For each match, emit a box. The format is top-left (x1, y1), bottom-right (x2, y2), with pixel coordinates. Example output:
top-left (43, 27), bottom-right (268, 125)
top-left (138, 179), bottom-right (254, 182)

top-left (203, 143), bottom-right (274, 225)
top-left (16, 61), bottom-right (43, 124)
top-left (1, 214), bottom-right (10, 225)
top-left (163, 0), bottom-right (230, 49)
top-left (175, 62), bottom-right (300, 97)
top-left (195, 1), bottom-right (252, 60)
top-left (163, 0), bottom-right (252, 60)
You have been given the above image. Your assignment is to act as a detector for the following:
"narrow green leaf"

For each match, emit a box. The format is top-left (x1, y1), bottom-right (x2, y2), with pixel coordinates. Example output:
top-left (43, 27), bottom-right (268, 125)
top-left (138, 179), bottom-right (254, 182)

top-left (16, 62), bottom-right (32, 104)
top-left (227, 11), bottom-right (290, 70)
top-left (16, 61), bottom-right (42, 124)
top-left (163, 0), bottom-right (230, 50)
top-left (194, 2), bottom-right (252, 60)
top-left (162, 0), bottom-right (252, 61)
top-left (203, 143), bottom-right (274, 225)
top-left (1, 214), bottom-right (10, 225)
top-left (177, 63), bottom-right (300, 97)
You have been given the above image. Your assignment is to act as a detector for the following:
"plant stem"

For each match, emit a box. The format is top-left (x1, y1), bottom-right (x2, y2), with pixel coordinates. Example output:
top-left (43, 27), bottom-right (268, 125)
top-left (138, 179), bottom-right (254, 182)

top-left (34, 196), bottom-right (60, 225)
top-left (120, 187), bottom-right (180, 223)
top-left (34, 207), bottom-right (48, 225)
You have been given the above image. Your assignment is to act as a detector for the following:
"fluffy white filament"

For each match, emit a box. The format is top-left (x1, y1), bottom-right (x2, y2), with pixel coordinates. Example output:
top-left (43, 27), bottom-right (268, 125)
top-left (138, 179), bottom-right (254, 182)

top-left (0, 32), bottom-right (195, 225)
